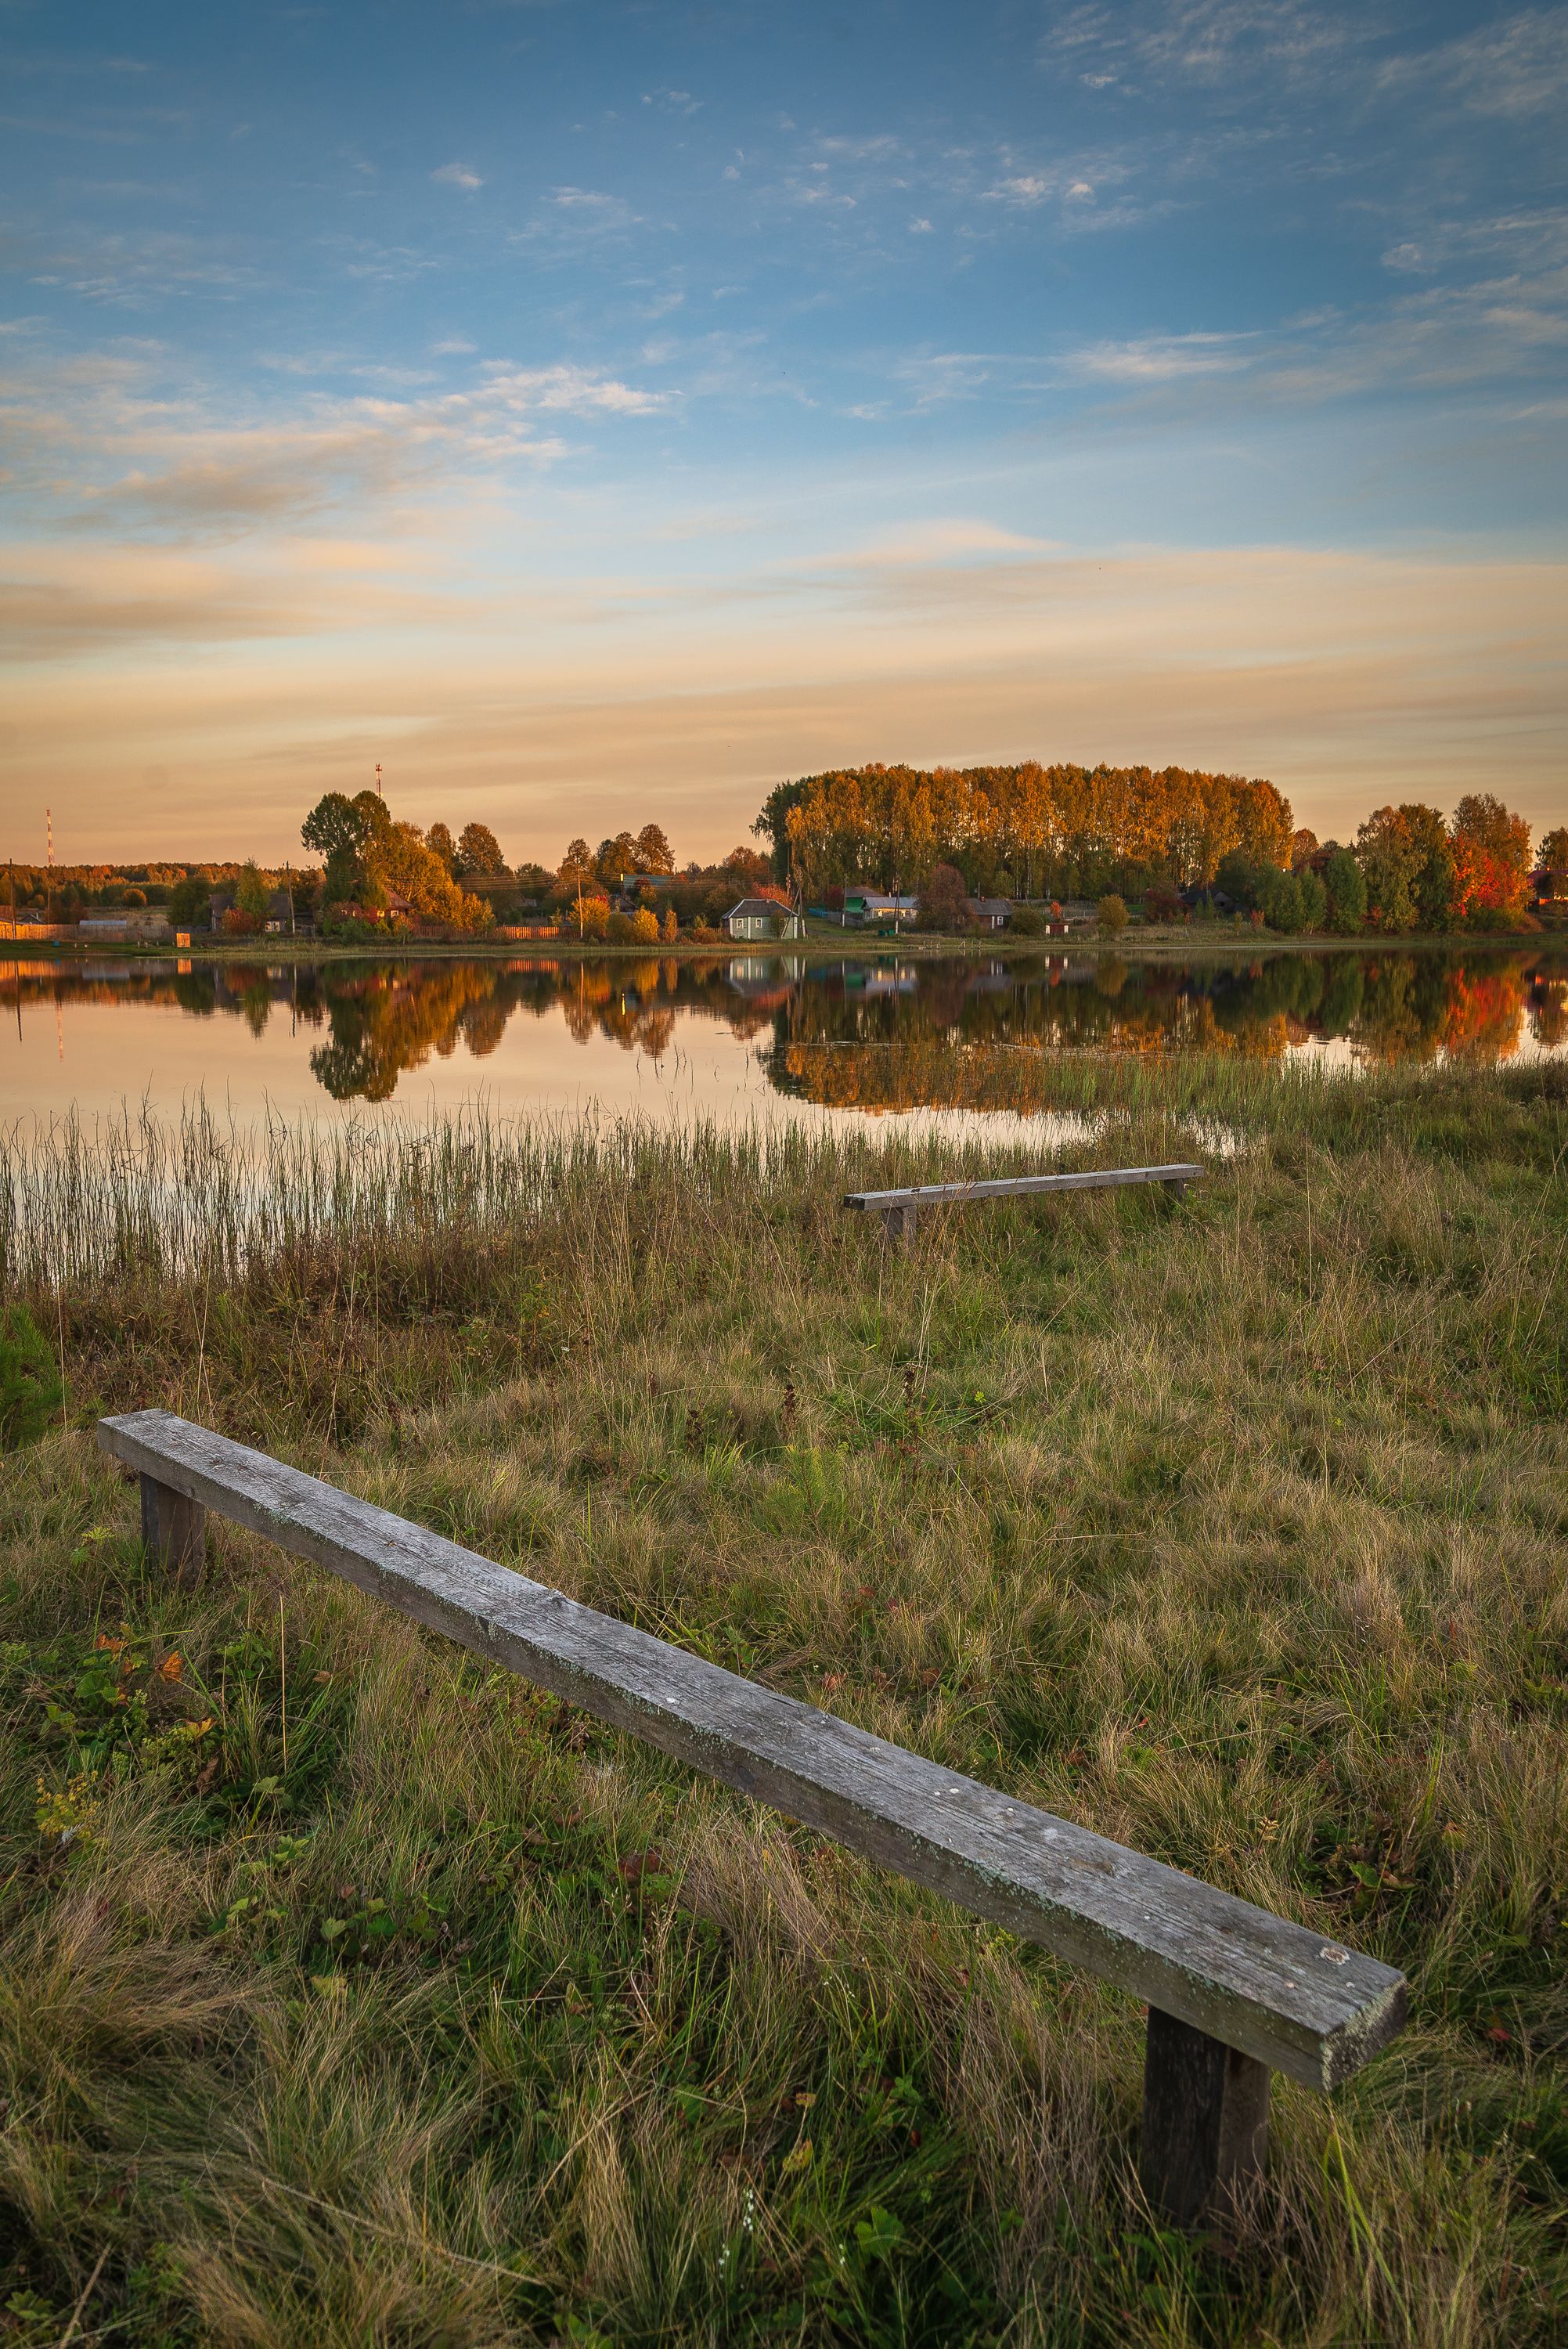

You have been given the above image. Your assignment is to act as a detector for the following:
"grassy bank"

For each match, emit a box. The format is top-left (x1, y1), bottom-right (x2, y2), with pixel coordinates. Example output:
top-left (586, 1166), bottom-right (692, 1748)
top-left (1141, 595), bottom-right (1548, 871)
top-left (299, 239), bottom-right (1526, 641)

top-left (2, 1063), bottom-right (1566, 2345)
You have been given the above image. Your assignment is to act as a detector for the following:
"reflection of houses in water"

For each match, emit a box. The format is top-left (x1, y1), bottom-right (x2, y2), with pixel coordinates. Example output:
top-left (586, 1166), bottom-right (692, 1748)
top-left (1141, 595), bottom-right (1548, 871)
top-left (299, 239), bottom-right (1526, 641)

top-left (726, 956), bottom-right (806, 995)
top-left (722, 956), bottom-right (804, 1037)
top-left (4, 947), bottom-right (1563, 1106)
top-left (842, 963), bottom-right (919, 999)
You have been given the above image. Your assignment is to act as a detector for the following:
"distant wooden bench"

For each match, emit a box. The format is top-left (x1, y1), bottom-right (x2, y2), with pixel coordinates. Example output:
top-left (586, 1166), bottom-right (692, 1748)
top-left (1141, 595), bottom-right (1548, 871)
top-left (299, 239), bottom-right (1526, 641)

top-left (99, 1407), bottom-right (1403, 2233)
top-left (845, 1162), bottom-right (1205, 1246)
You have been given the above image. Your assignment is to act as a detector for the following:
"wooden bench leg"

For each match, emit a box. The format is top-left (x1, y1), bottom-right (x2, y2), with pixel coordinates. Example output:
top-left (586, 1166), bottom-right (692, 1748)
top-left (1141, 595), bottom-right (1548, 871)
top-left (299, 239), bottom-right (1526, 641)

top-left (1140, 2007), bottom-right (1269, 2232)
top-left (140, 1472), bottom-right (207, 1582)
top-left (881, 1204), bottom-right (916, 1250)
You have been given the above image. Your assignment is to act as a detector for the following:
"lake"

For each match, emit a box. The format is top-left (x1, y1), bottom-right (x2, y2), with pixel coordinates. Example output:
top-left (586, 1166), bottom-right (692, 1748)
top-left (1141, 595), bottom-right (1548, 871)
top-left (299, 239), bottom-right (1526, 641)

top-left (4, 944), bottom-right (1564, 1135)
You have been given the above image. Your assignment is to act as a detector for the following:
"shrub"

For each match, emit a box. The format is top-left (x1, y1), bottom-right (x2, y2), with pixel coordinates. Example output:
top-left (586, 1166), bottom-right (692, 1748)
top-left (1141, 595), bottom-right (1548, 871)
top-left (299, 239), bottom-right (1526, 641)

top-left (1096, 893), bottom-right (1128, 935)
top-left (606, 911), bottom-right (635, 944)
top-left (1257, 868), bottom-right (1305, 933)
top-left (1216, 849), bottom-right (1260, 908)
top-left (631, 907), bottom-right (661, 944)
top-left (661, 906), bottom-right (678, 943)
top-left (1324, 847), bottom-right (1367, 933)
top-left (1144, 883), bottom-right (1183, 923)
top-left (1008, 905), bottom-right (1045, 936)
top-left (917, 864), bottom-right (972, 931)
top-left (222, 907), bottom-right (263, 937)
top-left (235, 861), bottom-right (271, 921)
top-left (0, 1302), bottom-right (63, 1449)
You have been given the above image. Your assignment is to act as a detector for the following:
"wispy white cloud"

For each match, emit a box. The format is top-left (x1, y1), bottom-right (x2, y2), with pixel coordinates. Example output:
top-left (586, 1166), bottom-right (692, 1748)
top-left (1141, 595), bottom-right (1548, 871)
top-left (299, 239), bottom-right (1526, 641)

top-left (814, 133), bottom-right (905, 164)
top-left (1041, 0), bottom-right (1377, 93)
top-left (431, 161), bottom-right (483, 190)
top-left (1377, 7), bottom-right (1568, 120)
top-left (475, 361), bottom-right (670, 416)
top-left (1052, 265), bottom-right (1568, 409)
top-left (1062, 330), bottom-right (1256, 382)
top-left (510, 186), bottom-right (649, 254)
top-left (0, 103), bottom-right (190, 143)
top-left (16, 218), bottom-right (265, 307)
top-left (0, 339), bottom-right (669, 543)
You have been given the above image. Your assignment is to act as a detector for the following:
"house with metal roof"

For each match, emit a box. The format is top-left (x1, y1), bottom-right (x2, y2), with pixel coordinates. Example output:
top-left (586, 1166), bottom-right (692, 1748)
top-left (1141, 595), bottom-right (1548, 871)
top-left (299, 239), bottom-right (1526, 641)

top-left (843, 891), bottom-right (919, 925)
top-left (723, 897), bottom-right (802, 940)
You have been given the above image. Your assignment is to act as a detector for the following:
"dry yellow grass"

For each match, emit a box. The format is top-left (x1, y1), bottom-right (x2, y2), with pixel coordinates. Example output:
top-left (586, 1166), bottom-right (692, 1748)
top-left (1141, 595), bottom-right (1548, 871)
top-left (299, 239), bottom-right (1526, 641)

top-left (1, 1058), bottom-right (1565, 2343)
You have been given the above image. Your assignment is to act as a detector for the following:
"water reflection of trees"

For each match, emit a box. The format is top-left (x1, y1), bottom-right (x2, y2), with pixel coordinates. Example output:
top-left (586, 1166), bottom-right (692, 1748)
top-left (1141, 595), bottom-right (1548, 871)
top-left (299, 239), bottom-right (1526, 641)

top-left (761, 953), bottom-right (1551, 1110)
top-left (2, 947), bottom-right (1563, 1107)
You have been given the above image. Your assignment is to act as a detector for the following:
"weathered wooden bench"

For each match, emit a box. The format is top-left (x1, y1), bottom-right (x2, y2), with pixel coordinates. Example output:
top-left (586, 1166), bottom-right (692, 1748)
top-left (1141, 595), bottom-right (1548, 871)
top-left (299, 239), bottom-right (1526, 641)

top-left (100, 1406), bottom-right (1404, 2232)
top-left (845, 1162), bottom-right (1206, 1246)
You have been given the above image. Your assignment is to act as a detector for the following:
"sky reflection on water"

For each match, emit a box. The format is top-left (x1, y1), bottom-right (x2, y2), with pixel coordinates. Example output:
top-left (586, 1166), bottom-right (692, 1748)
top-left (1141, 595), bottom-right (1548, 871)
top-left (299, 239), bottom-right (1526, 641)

top-left (4, 947), bottom-right (1565, 1135)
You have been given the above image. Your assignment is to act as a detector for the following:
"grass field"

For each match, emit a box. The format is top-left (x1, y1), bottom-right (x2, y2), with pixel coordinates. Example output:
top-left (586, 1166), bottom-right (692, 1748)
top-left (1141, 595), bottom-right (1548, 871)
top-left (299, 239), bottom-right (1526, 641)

top-left (2, 1058), bottom-right (1566, 2346)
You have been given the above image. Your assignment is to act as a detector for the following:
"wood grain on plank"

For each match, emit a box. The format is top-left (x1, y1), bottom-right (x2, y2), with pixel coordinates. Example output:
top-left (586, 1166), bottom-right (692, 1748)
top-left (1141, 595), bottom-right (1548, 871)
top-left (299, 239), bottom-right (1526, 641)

top-left (97, 1408), bottom-right (1403, 2088)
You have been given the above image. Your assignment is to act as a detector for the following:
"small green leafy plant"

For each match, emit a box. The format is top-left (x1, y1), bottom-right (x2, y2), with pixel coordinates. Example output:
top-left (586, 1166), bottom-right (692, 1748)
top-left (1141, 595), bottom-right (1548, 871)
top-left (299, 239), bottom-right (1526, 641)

top-left (0, 1301), bottom-right (64, 1449)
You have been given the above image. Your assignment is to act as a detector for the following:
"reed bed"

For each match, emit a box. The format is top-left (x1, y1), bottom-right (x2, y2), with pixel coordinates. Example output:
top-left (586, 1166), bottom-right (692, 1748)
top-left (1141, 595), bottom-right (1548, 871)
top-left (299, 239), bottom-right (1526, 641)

top-left (2, 1054), bottom-right (1566, 2345)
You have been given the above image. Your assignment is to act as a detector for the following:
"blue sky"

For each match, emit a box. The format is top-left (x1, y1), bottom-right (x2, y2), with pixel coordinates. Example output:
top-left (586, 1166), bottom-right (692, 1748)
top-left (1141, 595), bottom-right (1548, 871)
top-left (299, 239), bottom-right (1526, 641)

top-left (3, 0), bottom-right (1565, 861)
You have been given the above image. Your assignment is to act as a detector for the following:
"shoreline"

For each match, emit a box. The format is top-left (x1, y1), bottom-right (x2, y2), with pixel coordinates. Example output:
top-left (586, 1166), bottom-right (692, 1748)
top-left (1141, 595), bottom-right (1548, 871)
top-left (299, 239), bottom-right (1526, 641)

top-left (3, 919), bottom-right (1560, 968)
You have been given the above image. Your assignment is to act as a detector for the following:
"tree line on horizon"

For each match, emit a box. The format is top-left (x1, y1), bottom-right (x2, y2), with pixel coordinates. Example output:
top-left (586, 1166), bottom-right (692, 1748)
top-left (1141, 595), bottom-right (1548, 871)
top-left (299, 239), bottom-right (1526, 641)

top-left (753, 764), bottom-right (1566, 935)
top-left (8, 763), bottom-right (1563, 939)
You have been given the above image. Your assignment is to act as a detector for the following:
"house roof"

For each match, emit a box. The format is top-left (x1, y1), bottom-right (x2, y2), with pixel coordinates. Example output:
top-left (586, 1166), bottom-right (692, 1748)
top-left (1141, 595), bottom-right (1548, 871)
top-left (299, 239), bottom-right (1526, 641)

top-left (726, 897), bottom-right (791, 920)
top-left (968, 897), bottom-right (1012, 915)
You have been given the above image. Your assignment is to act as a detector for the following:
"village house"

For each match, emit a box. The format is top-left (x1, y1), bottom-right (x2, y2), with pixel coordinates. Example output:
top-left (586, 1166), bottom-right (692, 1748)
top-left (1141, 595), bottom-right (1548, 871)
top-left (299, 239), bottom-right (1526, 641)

top-left (843, 890), bottom-right (920, 926)
top-left (264, 887), bottom-right (314, 935)
top-left (723, 897), bottom-right (802, 940)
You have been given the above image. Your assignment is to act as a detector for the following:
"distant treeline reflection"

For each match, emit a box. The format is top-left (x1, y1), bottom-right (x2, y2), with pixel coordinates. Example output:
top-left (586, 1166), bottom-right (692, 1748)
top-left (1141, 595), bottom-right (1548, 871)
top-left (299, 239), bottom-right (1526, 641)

top-left (5, 949), bottom-right (1565, 1106)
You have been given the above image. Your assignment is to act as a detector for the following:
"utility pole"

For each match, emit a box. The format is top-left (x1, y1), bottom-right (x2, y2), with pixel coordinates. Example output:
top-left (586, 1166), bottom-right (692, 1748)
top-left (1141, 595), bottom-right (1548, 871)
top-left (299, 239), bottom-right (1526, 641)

top-left (374, 763), bottom-right (383, 797)
top-left (45, 808), bottom-right (54, 925)
top-left (285, 859), bottom-right (296, 935)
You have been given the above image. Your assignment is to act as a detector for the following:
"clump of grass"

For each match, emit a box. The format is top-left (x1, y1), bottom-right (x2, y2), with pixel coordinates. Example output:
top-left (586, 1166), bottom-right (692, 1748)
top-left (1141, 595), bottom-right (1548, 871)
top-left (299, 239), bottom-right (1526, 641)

top-left (2, 1056), bottom-right (1566, 2343)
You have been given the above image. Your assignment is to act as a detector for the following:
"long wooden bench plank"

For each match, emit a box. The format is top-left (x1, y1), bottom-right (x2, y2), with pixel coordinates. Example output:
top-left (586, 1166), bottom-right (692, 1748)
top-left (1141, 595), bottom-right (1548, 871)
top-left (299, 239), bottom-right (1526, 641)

top-left (845, 1163), bottom-right (1204, 1211)
top-left (98, 1408), bottom-right (1404, 2093)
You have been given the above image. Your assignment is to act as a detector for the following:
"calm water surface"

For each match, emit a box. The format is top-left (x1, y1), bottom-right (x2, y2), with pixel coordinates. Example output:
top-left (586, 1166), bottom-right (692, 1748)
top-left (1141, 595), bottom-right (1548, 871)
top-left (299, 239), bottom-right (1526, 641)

top-left (4, 947), bottom-right (1564, 1134)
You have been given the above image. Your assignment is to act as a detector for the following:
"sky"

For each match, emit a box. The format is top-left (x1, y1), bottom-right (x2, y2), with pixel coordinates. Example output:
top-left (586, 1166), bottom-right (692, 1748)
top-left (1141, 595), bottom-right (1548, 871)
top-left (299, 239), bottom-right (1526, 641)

top-left (3, 0), bottom-right (1566, 868)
